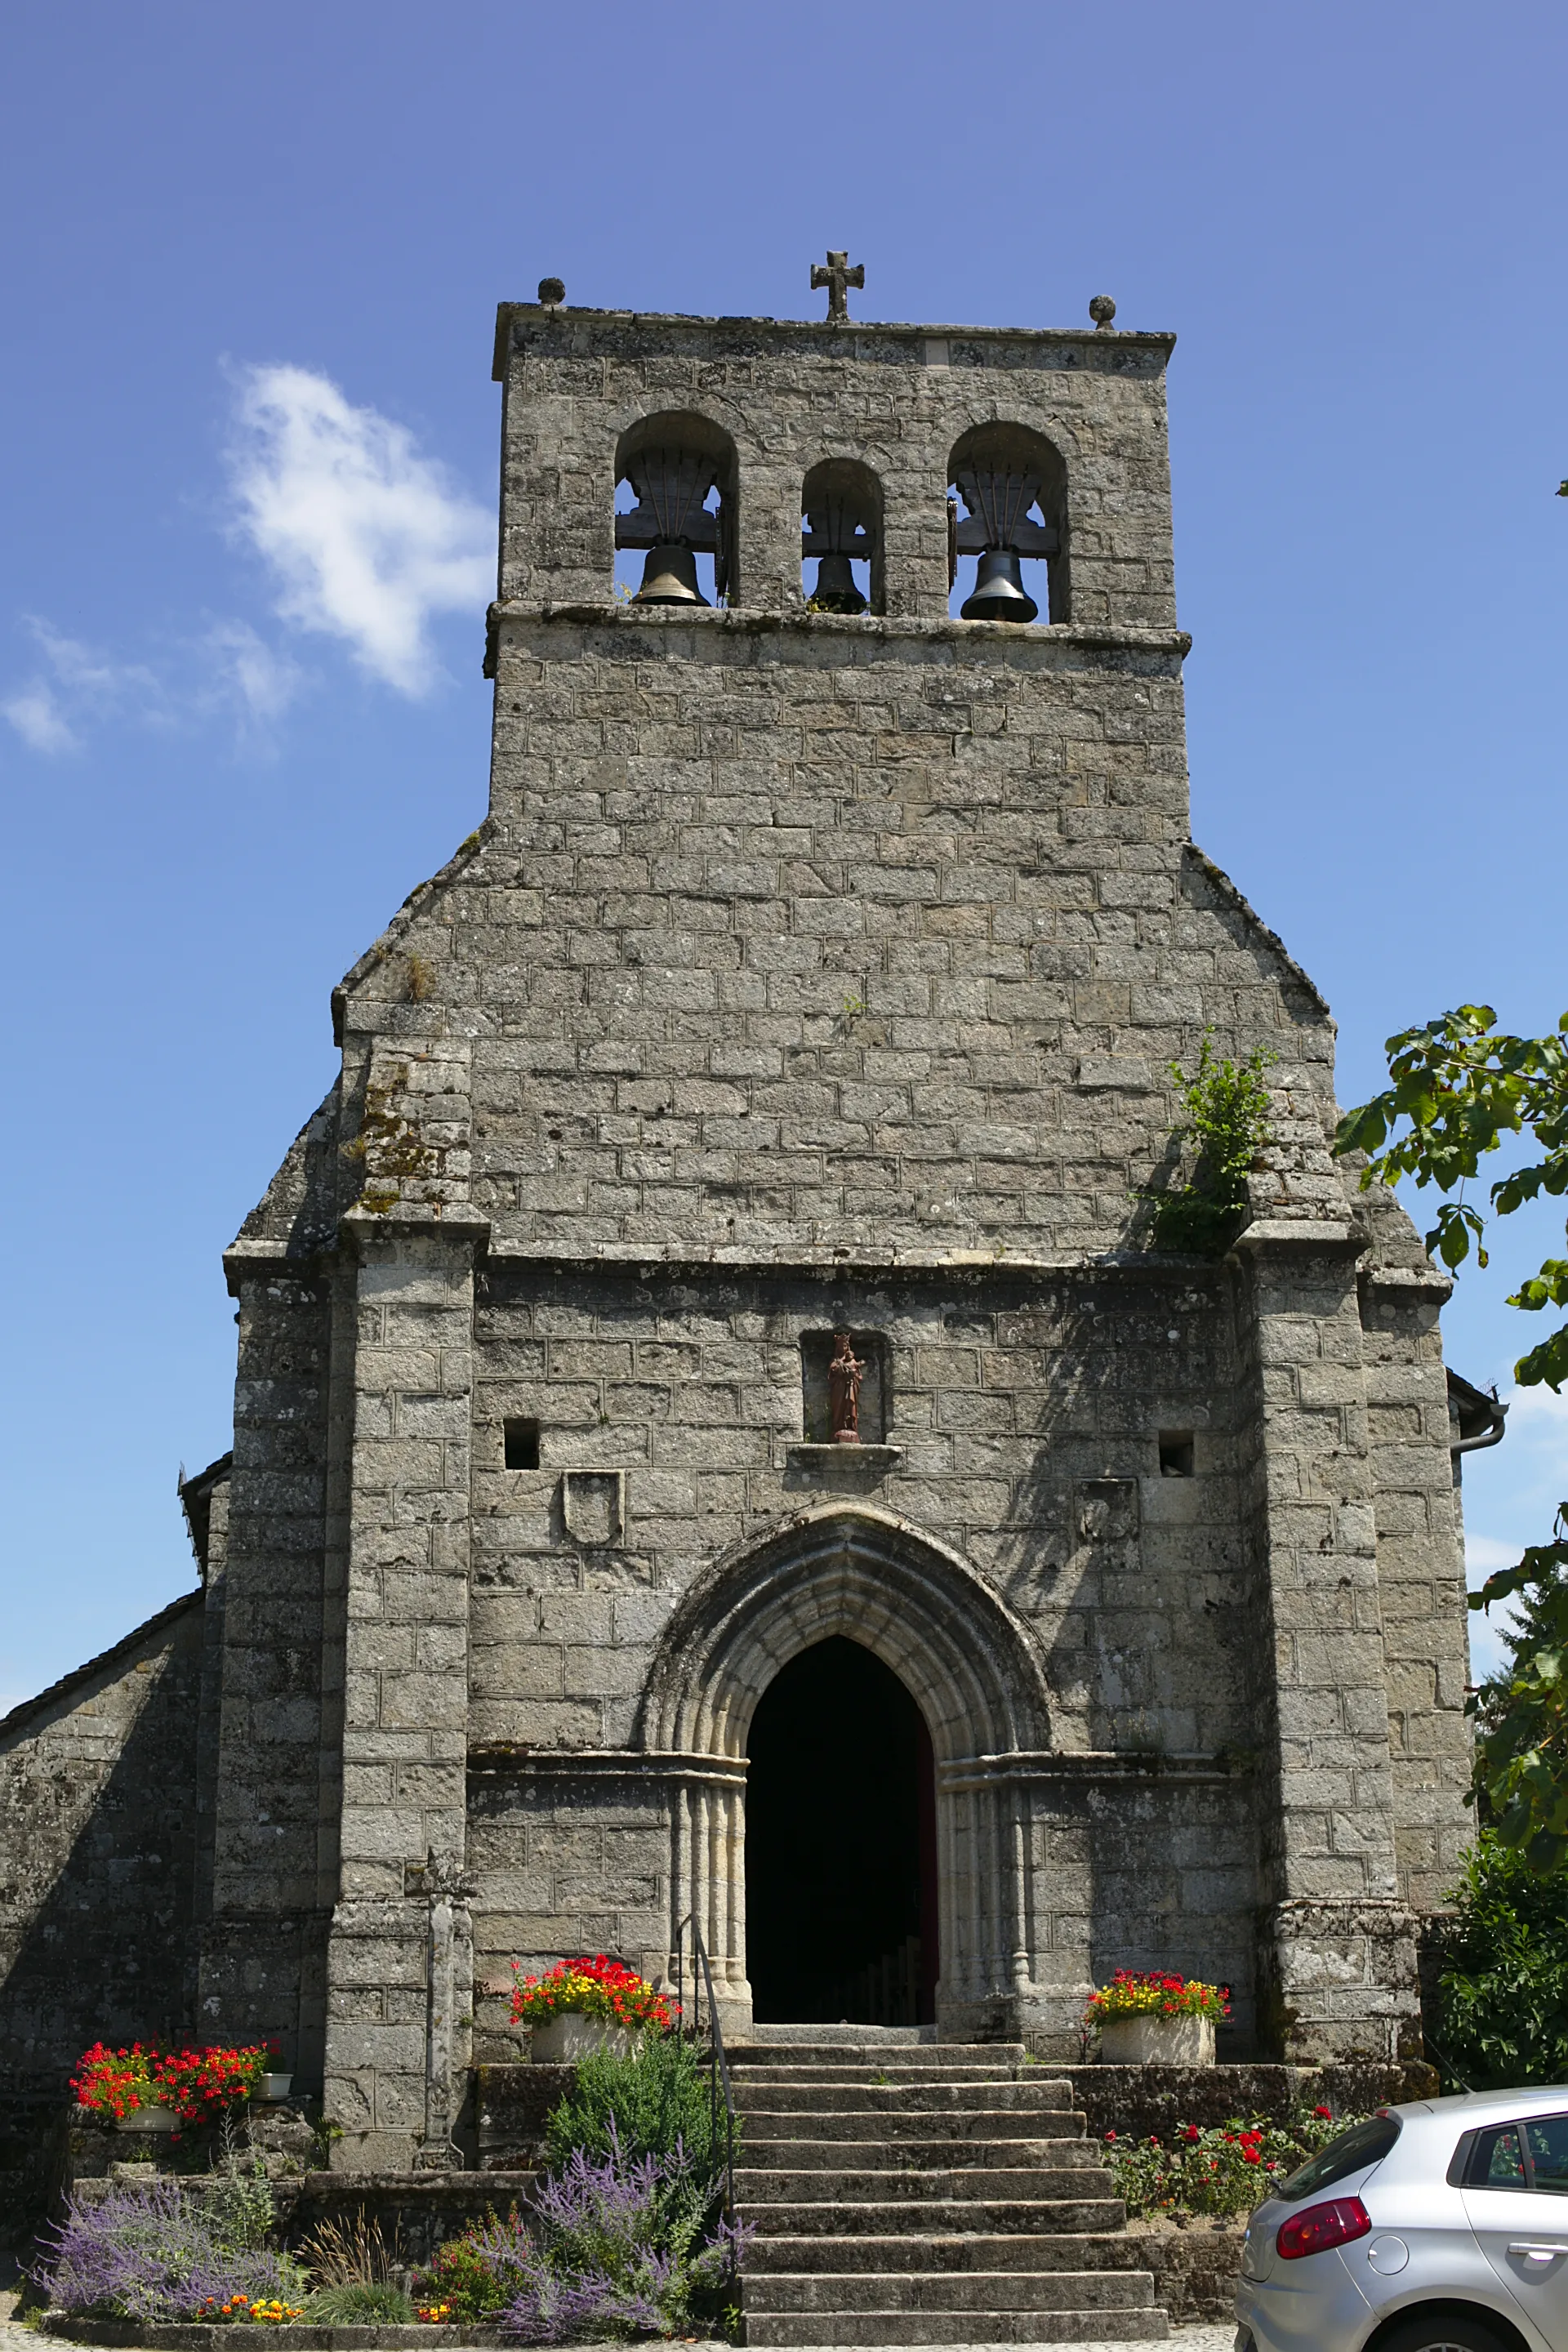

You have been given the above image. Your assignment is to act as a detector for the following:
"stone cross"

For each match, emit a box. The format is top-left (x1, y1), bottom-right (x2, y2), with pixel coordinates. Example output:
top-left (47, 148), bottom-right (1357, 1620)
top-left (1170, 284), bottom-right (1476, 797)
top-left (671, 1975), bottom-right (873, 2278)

top-left (811, 250), bottom-right (864, 324)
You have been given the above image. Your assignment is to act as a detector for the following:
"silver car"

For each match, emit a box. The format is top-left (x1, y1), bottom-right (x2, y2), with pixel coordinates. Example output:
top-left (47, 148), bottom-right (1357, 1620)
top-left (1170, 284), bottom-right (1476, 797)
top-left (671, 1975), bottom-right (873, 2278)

top-left (1236, 2084), bottom-right (1568, 2352)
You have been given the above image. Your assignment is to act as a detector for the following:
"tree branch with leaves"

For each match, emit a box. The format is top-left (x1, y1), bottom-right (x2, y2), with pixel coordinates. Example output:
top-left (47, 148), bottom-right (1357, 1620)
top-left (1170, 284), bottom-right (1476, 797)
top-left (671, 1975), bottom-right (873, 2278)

top-left (1336, 1004), bottom-right (1568, 1869)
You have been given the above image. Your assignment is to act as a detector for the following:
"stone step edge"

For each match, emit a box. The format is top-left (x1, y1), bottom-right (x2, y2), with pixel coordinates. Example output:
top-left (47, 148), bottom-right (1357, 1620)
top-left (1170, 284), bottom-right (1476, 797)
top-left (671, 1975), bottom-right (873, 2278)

top-left (742, 2201), bottom-right (1127, 2234)
top-left (743, 2270), bottom-right (1160, 2302)
top-left (742, 2238), bottom-right (1156, 2274)
top-left (742, 2314), bottom-right (1171, 2346)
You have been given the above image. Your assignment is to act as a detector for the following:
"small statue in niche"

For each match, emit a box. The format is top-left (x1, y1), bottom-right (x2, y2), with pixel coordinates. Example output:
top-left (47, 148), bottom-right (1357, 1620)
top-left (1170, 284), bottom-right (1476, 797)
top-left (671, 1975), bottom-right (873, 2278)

top-left (827, 1331), bottom-right (865, 1444)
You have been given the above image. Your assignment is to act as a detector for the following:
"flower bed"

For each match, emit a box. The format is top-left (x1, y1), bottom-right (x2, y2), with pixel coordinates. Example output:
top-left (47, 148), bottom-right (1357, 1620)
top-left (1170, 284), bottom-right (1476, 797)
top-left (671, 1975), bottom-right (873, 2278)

top-left (1085, 1970), bottom-right (1231, 2024)
top-left (72, 2042), bottom-right (272, 2124)
top-left (510, 1956), bottom-right (670, 2033)
top-left (1102, 2105), bottom-right (1348, 2219)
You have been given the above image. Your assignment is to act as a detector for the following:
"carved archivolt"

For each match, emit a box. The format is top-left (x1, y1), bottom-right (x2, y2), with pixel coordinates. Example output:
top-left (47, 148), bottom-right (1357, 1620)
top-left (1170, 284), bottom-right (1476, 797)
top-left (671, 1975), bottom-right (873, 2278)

top-left (638, 1501), bottom-right (1052, 1764)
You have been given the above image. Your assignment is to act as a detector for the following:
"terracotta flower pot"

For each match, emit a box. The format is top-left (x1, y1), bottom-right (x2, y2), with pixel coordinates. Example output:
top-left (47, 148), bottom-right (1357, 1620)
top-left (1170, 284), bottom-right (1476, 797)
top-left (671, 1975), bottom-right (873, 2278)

top-left (528, 2014), bottom-right (639, 2064)
top-left (1098, 2012), bottom-right (1215, 2065)
top-left (115, 2105), bottom-right (178, 2132)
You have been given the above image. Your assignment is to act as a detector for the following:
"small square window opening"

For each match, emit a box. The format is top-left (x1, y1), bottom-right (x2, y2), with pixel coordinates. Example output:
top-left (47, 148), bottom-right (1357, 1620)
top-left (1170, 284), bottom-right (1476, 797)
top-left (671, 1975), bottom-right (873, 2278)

top-left (1158, 1432), bottom-right (1195, 1478)
top-left (504, 1418), bottom-right (541, 1471)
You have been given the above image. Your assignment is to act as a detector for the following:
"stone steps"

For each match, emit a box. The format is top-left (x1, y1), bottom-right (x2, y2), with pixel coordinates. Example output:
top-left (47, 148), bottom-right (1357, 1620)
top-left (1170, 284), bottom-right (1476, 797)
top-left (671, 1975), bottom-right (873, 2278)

top-left (734, 2062), bottom-right (1040, 2085)
top-left (732, 2040), bottom-right (1165, 2346)
top-left (734, 2081), bottom-right (1077, 2115)
top-left (742, 2111), bottom-right (1088, 2147)
top-left (744, 2233), bottom-right (1153, 2276)
top-left (741, 2136), bottom-right (1102, 2169)
top-left (746, 2310), bottom-right (1168, 2347)
top-left (747, 2270), bottom-right (1162, 2314)
top-left (741, 2165), bottom-right (1116, 2203)
top-left (746, 2196), bottom-right (1130, 2237)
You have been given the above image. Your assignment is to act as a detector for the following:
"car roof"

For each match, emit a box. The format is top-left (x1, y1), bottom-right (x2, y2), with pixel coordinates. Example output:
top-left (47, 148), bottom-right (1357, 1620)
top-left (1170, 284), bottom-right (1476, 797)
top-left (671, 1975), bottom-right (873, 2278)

top-left (1390, 2084), bottom-right (1568, 2123)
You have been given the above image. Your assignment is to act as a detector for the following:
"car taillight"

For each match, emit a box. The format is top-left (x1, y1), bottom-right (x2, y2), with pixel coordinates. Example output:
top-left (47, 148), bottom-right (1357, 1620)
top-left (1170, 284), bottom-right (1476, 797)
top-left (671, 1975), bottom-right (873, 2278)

top-left (1276, 2197), bottom-right (1373, 2260)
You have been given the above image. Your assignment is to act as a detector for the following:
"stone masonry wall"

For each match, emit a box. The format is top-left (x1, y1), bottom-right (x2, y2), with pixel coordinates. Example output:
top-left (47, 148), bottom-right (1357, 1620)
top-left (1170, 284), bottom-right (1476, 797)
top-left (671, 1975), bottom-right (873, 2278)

top-left (335, 615), bottom-right (1341, 1271)
top-left (0, 1597), bottom-right (205, 2225)
top-left (1359, 1266), bottom-right (1472, 1913)
top-left (197, 1256), bottom-right (337, 2085)
top-left (461, 1257), bottom-right (1263, 2043)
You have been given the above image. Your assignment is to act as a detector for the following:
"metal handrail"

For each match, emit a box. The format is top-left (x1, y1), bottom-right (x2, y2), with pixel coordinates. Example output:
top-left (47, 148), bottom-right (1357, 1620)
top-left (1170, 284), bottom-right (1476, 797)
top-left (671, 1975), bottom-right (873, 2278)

top-left (673, 1912), bottom-right (737, 2223)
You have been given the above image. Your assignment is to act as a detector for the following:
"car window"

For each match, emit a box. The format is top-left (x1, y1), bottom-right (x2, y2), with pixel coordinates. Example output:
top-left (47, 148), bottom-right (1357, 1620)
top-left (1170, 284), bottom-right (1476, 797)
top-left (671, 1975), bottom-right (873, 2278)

top-left (1277, 2115), bottom-right (1401, 2201)
top-left (1526, 2118), bottom-right (1568, 2192)
top-left (1469, 2125), bottom-right (1528, 2187)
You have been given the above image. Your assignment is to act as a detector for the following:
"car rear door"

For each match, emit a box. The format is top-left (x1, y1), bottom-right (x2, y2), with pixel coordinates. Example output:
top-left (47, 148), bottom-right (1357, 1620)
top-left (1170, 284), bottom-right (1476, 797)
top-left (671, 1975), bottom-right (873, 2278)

top-left (1462, 2114), bottom-right (1568, 2347)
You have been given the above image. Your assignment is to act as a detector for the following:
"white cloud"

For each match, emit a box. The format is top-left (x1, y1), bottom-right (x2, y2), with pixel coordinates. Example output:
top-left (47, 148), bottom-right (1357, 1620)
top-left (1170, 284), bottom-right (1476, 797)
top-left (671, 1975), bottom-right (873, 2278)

top-left (2, 613), bottom-right (301, 756)
top-left (2, 617), bottom-right (172, 754)
top-left (1501, 1382), bottom-right (1568, 1430)
top-left (1466, 1533), bottom-right (1523, 1575)
top-left (202, 621), bottom-right (301, 728)
top-left (29, 621), bottom-right (163, 709)
top-left (2, 681), bottom-right (76, 753)
top-left (227, 363), bottom-right (492, 694)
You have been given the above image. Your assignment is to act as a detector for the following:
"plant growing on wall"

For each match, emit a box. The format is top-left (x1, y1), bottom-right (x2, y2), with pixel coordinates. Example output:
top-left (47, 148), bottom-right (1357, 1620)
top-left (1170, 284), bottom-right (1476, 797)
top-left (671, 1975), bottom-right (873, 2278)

top-left (1336, 1004), bottom-right (1568, 1869)
top-left (1146, 1033), bottom-right (1274, 1256)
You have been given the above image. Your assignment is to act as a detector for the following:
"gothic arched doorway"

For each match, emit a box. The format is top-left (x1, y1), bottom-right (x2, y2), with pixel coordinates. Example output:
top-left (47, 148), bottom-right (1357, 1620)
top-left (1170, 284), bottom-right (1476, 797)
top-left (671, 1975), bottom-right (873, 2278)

top-left (746, 1637), bottom-right (938, 2025)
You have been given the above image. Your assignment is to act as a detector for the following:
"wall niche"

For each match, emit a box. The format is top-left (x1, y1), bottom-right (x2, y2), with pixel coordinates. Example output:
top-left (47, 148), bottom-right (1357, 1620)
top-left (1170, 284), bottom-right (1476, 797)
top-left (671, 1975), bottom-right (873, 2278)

top-left (800, 1330), bottom-right (889, 1446)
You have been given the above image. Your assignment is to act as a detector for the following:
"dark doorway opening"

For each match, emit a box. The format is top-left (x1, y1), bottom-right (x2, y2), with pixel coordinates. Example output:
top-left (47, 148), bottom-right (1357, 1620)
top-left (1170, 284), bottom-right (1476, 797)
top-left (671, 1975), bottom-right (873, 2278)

top-left (746, 1636), bottom-right (938, 2025)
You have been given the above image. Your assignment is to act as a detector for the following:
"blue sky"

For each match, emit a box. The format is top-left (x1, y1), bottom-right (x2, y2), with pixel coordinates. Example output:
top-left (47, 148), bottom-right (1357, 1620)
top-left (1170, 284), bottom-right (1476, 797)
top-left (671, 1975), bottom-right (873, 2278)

top-left (2, 0), bottom-right (1565, 1705)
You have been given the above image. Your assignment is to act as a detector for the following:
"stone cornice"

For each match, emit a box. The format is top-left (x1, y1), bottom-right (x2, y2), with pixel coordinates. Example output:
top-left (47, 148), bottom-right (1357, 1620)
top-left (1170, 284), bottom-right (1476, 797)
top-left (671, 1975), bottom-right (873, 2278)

top-left (479, 1241), bottom-right (1227, 1282)
top-left (467, 1746), bottom-right (748, 1790)
top-left (494, 301), bottom-right (1176, 381)
top-left (1229, 1219), bottom-right (1370, 1258)
top-left (488, 599), bottom-right (1191, 662)
top-left (465, 1743), bottom-right (1245, 1794)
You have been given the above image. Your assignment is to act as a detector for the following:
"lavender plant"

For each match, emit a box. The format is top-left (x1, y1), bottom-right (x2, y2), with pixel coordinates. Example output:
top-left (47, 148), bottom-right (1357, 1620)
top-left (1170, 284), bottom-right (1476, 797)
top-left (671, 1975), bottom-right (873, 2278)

top-left (422, 2126), bottom-right (749, 2342)
top-left (38, 2176), bottom-right (307, 2321)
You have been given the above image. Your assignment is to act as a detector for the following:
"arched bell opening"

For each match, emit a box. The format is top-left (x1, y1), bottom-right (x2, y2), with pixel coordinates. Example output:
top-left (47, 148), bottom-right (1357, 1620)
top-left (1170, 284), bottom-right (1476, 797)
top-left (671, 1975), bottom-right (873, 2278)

top-left (613, 411), bottom-right (738, 608)
top-left (800, 457), bottom-right (883, 616)
top-left (746, 1636), bottom-right (938, 2025)
top-left (946, 423), bottom-right (1068, 624)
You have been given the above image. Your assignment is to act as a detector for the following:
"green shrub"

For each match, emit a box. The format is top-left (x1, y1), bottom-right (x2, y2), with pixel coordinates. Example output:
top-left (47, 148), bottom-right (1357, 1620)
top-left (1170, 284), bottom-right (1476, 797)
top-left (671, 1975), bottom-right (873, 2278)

top-left (1439, 1831), bottom-right (1568, 2087)
top-left (543, 2031), bottom-right (728, 2180)
top-left (304, 2282), bottom-right (416, 2323)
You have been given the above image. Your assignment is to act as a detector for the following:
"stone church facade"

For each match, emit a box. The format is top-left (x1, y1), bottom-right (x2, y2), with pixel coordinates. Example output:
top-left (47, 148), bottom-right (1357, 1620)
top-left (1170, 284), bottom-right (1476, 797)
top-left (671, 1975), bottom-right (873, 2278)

top-left (2, 284), bottom-right (1480, 2177)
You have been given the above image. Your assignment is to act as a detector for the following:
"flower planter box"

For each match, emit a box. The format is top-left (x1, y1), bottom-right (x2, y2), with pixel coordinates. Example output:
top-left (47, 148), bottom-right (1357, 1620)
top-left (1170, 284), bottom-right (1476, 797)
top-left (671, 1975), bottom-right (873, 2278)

top-left (528, 2015), bottom-right (639, 2064)
top-left (114, 2105), bottom-right (177, 2132)
top-left (1098, 2014), bottom-right (1215, 2065)
top-left (257, 2073), bottom-right (293, 2100)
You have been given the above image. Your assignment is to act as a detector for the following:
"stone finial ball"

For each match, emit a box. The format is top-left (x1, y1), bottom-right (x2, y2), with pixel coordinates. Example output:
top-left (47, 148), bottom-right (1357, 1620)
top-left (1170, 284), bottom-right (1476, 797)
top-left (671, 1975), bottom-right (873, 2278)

top-left (1089, 294), bottom-right (1116, 329)
top-left (537, 277), bottom-right (566, 306)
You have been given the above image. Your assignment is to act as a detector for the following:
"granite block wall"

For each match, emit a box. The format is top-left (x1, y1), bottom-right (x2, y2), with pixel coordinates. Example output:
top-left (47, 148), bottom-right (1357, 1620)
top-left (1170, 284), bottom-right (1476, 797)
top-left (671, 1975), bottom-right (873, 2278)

top-left (0, 1595), bottom-right (206, 2219)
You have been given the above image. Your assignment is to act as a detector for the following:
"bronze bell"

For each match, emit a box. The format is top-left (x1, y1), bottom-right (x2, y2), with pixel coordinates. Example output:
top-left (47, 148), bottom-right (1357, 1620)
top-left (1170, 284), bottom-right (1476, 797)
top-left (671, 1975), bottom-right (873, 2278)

top-left (634, 544), bottom-right (709, 606)
top-left (960, 549), bottom-right (1038, 624)
top-left (810, 550), bottom-right (867, 614)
